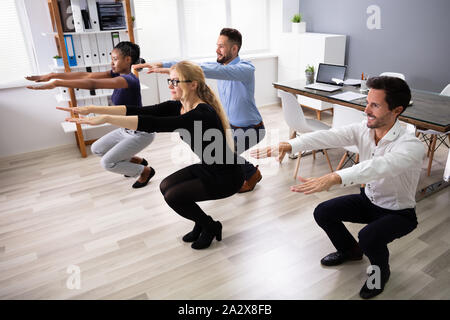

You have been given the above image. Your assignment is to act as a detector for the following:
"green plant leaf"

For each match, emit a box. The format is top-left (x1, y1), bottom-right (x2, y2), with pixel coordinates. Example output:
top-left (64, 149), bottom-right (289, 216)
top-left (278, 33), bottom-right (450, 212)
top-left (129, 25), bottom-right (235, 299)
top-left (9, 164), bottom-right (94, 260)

top-left (291, 13), bottom-right (302, 23)
top-left (305, 64), bottom-right (314, 73)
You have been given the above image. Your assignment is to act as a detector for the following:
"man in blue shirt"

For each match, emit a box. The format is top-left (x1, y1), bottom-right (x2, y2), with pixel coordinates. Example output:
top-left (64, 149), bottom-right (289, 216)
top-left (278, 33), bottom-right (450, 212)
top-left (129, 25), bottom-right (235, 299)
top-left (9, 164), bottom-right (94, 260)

top-left (135, 28), bottom-right (265, 193)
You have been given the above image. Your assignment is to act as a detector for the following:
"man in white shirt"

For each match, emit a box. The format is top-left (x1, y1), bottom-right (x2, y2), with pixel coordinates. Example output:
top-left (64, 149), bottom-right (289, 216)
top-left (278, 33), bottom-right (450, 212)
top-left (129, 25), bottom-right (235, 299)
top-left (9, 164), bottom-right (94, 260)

top-left (251, 76), bottom-right (425, 299)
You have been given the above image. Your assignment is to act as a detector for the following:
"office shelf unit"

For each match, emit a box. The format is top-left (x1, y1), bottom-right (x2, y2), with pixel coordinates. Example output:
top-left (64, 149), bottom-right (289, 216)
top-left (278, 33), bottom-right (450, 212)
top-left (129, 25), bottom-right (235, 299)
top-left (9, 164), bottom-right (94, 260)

top-left (47, 0), bottom-right (136, 157)
top-left (277, 32), bottom-right (346, 120)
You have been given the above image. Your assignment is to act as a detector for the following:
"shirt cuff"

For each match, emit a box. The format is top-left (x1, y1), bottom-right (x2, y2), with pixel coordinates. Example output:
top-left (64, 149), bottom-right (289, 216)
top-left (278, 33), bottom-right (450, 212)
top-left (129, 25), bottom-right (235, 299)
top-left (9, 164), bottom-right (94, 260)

top-left (336, 167), bottom-right (358, 187)
top-left (162, 61), bottom-right (175, 68)
top-left (136, 115), bottom-right (146, 132)
top-left (125, 105), bottom-right (140, 116)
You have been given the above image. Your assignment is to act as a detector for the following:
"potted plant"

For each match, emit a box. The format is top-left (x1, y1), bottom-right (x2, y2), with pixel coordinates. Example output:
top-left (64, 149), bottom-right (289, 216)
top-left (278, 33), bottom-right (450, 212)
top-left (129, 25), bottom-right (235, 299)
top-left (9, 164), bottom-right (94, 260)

top-left (291, 13), bottom-right (306, 33)
top-left (305, 64), bottom-right (315, 84)
top-left (53, 55), bottom-right (63, 67)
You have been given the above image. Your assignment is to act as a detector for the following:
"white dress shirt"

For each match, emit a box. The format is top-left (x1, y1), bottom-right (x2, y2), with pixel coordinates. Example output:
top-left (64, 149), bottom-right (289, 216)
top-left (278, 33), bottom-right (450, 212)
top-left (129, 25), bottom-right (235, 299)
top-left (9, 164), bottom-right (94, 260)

top-left (288, 120), bottom-right (426, 210)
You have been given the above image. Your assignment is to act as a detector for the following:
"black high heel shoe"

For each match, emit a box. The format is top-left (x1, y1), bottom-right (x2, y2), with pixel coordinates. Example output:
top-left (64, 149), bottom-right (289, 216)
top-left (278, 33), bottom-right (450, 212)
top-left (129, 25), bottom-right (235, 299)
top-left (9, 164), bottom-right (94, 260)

top-left (125, 158), bottom-right (148, 177)
top-left (132, 167), bottom-right (155, 188)
top-left (191, 221), bottom-right (222, 250)
top-left (182, 223), bottom-right (202, 243)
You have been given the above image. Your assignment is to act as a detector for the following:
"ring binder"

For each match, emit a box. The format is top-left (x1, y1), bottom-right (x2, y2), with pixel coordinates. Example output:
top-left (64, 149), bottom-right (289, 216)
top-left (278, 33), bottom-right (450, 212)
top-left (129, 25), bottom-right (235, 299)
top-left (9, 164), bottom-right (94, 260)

top-left (70, 0), bottom-right (84, 32)
top-left (64, 35), bottom-right (77, 67)
top-left (72, 34), bottom-right (85, 66)
top-left (87, 0), bottom-right (100, 31)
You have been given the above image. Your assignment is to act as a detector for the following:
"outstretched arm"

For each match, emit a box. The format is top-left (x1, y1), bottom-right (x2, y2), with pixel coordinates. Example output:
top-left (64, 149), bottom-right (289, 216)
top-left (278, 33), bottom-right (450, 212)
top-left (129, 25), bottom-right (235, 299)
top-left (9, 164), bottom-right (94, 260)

top-left (132, 62), bottom-right (170, 74)
top-left (250, 142), bottom-right (292, 163)
top-left (56, 105), bottom-right (127, 116)
top-left (251, 142), bottom-right (343, 194)
top-left (66, 115), bottom-right (138, 130)
top-left (25, 70), bottom-right (111, 82)
top-left (290, 173), bottom-right (342, 194)
top-left (27, 76), bottom-right (128, 91)
top-left (198, 61), bottom-right (254, 82)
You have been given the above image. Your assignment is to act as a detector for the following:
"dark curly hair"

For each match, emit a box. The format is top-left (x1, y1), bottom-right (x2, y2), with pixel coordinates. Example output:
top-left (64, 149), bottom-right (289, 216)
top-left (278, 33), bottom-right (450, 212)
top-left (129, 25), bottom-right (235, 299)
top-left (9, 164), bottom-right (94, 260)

top-left (366, 76), bottom-right (411, 114)
top-left (220, 28), bottom-right (242, 52)
top-left (114, 41), bottom-right (141, 65)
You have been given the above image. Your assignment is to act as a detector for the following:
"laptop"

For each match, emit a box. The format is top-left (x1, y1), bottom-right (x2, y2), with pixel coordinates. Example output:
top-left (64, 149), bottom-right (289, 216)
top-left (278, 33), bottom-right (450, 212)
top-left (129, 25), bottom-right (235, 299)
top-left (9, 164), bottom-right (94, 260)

top-left (304, 63), bottom-right (347, 92)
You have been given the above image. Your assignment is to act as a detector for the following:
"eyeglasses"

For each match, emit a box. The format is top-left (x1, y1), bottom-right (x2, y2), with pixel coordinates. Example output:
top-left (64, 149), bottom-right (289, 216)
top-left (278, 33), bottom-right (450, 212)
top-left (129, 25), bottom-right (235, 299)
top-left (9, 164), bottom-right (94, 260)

top-left (167, 79), bottom-right (192, 87)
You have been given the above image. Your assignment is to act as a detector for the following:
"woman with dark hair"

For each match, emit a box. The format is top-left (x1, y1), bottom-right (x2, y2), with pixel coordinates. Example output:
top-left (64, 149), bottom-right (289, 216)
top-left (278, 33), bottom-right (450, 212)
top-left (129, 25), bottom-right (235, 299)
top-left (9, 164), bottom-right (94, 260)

top-left (26, 42), bottom-right (156, 188)
top-left (58, 61), bottom-right (245, 250)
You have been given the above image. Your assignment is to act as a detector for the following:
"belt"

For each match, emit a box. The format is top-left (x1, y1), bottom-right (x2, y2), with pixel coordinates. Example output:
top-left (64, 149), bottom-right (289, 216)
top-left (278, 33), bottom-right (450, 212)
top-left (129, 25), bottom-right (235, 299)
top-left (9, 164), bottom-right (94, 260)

top-left (230, 121), bottom-right (264, 129)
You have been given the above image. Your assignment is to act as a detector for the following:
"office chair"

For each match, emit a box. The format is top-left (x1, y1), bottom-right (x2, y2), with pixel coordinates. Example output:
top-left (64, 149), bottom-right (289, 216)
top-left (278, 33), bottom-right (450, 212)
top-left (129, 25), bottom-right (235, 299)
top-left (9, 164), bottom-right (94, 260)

top-left (280, 90), bottom-right (334, 178)
top-left (416, 84), bottom-right (450, 176)
top-left (379, 72), bottom-right (406, 80)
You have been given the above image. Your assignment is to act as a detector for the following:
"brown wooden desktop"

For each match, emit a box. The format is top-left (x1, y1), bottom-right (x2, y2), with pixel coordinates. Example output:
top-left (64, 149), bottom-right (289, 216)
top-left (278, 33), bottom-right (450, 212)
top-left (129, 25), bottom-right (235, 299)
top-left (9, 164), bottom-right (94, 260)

top-left (273, 79), bottom-right (450, 200)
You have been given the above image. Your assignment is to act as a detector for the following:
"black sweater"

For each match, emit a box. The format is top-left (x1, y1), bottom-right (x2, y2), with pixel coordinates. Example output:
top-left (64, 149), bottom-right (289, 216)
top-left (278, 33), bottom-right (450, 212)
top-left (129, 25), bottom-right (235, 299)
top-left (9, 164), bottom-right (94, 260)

top-left (126, 100), bottom-right (244, 188)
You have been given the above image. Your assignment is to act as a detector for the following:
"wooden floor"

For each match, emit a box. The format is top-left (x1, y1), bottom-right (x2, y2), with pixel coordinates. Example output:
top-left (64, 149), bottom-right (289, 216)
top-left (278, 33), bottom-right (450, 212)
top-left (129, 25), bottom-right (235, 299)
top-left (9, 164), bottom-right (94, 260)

top-left (0, 105), bottom-right (449, 300)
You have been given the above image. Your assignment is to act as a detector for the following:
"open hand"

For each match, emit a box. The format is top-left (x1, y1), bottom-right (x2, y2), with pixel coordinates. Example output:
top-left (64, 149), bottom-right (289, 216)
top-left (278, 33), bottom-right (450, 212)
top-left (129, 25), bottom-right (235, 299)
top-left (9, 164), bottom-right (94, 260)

top-left (250, 142), bottom-right (291, 163)
top-left (26, 82), bottom-right (57, 90)
top-left (25, 74), bottom-right (52, 82)
top-left (132, 62), bottom-right (153, 71)
top-left (132, 62), bottom-right (169, 74)
top-left (65, 115), bottom-right (106, 126)
top-left (148, 67), bottom-right (170, 74)
top-left (56, 106), bottom-right (90, 115)
top-left (290, 173), bottom-right (342, 194)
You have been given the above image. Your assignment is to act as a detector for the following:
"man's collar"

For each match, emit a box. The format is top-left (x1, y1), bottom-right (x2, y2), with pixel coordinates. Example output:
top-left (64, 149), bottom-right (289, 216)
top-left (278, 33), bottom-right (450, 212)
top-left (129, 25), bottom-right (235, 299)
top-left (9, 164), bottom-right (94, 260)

top-left (369, 119), bottom-right (403, 144)
top-left (382, 119), bottom-right (403, 142)
top-left (227, 56), bottom-right (240, 65)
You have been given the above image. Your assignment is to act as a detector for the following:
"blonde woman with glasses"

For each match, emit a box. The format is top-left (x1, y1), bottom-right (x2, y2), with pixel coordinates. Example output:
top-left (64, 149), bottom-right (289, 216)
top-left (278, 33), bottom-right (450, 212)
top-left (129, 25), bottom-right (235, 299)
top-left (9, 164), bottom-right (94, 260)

top-left (58, 61), bottom-right (244, 250)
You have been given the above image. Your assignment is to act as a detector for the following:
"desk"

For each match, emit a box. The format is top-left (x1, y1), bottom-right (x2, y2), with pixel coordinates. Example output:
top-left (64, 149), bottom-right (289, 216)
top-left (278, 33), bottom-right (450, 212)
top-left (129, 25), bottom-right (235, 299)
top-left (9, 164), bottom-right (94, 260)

top-left (273, 79), bottom-right (450, 200)
top-left (274, 79), bottom-right (450, 133)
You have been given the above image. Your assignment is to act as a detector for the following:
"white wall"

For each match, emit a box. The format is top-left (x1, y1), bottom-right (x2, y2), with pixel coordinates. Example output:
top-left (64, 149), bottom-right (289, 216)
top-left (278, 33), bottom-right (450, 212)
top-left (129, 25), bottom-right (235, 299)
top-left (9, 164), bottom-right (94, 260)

top-left (0, 88), bottom-right (71, 157)
top-left (0, 0), bottom-right (71, 157)
top-left (282, 0), bottom-right (300, 32)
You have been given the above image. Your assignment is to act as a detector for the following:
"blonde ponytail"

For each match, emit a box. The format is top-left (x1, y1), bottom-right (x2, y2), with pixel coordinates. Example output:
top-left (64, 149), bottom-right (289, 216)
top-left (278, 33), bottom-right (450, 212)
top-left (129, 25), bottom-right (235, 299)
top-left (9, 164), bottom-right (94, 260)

top-left (196, 82), bottom-right (234, 151)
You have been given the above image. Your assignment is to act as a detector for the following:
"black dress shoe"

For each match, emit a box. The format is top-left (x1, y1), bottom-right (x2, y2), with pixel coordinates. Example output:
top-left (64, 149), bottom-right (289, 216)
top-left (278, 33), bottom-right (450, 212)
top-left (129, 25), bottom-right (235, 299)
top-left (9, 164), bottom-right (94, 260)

top-left (191, 221), bottom-right (222, 250)
top-left (320, 251), bottom-right (363, 266)
top-left (182, 223), bottom-right (202, 243)
top-left (359, 269), bottom-right (390, 299)
top-left (132, 167), bottom-right (155, 188)
top-left (125, 158), bottom-right (148, 177)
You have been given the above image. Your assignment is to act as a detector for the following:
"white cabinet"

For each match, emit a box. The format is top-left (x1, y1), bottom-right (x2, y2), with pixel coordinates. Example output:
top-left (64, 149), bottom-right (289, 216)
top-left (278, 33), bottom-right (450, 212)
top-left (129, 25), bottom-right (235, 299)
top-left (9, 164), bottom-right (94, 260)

top-left (277, 32), bottom-right (346, 119)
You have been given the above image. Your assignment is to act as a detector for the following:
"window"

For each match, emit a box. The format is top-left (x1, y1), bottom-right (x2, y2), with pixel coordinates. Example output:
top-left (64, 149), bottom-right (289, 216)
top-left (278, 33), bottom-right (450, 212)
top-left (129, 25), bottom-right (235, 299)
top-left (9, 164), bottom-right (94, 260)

top-left (183, 0), bottom-right (226, 58)
top-left (0, 0), bottom-right (36, 86)
top-left (134, 0), bottom-right (181, 61)
top-left (134, 0), bottom-right (269, 61)
top-left (230, 0), bottom-right (269, 53)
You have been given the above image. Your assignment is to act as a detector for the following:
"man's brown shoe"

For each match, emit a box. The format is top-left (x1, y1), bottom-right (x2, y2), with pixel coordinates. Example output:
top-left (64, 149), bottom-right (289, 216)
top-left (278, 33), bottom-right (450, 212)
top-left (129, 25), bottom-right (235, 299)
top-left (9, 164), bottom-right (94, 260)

top-left (238, 167), bottom-right (262, 193)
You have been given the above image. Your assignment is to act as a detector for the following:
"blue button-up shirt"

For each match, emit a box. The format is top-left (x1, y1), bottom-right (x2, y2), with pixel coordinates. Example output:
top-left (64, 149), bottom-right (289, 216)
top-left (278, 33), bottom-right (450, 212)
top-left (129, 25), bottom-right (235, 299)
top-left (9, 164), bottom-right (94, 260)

top-left (163, 56), bottom-right (262, 127)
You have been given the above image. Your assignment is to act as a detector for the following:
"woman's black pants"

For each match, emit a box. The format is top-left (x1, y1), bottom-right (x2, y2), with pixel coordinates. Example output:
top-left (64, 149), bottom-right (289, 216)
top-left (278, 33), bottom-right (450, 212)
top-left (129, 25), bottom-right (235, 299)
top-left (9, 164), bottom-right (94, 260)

top-left (160, 165), bottom-right (244, 228)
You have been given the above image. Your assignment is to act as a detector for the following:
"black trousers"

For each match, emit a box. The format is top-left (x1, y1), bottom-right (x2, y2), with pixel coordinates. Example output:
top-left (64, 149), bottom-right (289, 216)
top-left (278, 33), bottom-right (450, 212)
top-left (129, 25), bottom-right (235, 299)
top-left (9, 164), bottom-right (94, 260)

top-left (232, 124), bottom-right (265, 180)
top-left (313, 188), bottom-right (418, 272)
top-left (160, 165), bottom-right (243, 228)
